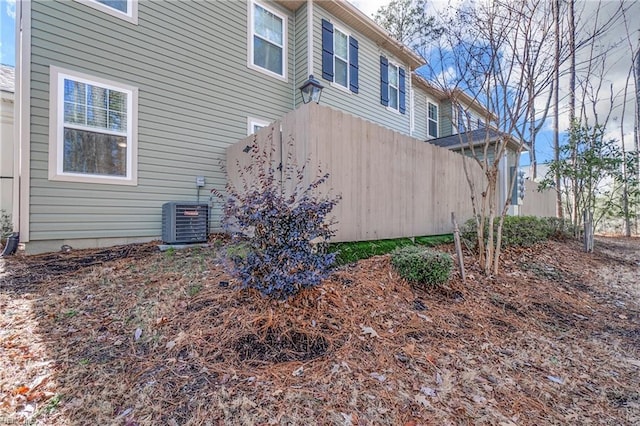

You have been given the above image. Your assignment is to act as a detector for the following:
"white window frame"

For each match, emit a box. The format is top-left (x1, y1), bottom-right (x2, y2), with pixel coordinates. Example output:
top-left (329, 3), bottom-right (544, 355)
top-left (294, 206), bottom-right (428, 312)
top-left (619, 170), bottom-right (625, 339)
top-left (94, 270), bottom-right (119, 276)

top-left (427, 101), bottom-right (439, 139)
top-left (386, 61), bottom-right (400, 113)
top-left (248, 0), bottom-right (288, 81)
top-left (332, 25), bottom-right (350, 90)
top-left (409, 89), bottom-right (415, 133)
top-left (78, 0), bottom-right (138, 24)
top-left (247, 117), bottom-right (272, 135)
top-left (49, 66), bottom-right (138, 186)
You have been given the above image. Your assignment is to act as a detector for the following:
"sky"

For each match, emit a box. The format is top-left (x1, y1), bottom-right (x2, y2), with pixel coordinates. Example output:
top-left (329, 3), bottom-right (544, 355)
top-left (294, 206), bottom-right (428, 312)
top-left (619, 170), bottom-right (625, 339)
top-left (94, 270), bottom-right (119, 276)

top-left (0, 0), bottom-right (15, 66)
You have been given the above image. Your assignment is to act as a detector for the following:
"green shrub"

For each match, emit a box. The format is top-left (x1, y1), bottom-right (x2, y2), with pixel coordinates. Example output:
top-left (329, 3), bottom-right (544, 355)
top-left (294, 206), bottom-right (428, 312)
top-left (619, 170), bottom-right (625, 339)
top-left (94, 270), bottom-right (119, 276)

top-left (461, 216), bottom-right (569, 249)
top-left (0, 210), bottom-right (12, 246)
top-left (329, 234), bottom-right (454, 265)
top-left (213, 140), bottom-right (339, 300)
top-left (391, 246), bottom-right (453, 287)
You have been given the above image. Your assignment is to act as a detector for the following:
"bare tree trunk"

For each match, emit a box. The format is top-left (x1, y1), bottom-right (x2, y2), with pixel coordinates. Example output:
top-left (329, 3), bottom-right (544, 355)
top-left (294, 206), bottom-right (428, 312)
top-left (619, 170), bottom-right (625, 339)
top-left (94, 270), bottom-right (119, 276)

top-left (529, 84), bottom-right (537, 179)
top-left (620, 64), bottom-right (632, 237)
top-left (636, 31), bottom-right (640, 234)
top-left (568, 0), bottom-right (578, 231)
top-left (553, 0), bottom-right (563, 220)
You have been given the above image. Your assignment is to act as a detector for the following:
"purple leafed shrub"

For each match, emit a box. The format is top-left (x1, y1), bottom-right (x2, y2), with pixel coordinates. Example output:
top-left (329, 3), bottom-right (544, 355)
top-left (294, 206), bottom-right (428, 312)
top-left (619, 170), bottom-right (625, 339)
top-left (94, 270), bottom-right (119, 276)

top-left (213, 135), bottom-right (340, 300)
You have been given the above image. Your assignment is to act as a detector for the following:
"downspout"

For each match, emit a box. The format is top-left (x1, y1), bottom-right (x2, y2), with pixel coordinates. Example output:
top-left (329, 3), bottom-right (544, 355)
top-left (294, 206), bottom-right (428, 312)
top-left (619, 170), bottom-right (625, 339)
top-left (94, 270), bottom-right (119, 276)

top-left (408, 70), bottom-right (413, 137)
top-left (12, 0), bottom-right (32, 251)
top-left (307, 0), bottom-right (313, 77)
top-left (292, 7), bottom-right (296, 109)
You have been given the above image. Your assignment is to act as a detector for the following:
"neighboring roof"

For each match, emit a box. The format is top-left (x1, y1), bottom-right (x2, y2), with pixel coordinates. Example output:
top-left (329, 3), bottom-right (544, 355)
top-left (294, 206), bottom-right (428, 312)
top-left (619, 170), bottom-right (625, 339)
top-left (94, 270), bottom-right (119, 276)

top-left (449, 89), bottom-right (498, 122)
top-left (428, 128), bottom-right (528, 153)
top-left (411, 75), bottom-right (497, 122)
top-left (411, 74), bottom-right (447, 101)
top-left (0, 65), bottom-right (15, 93)
top-left (275, 0), bottom-right (425, 70)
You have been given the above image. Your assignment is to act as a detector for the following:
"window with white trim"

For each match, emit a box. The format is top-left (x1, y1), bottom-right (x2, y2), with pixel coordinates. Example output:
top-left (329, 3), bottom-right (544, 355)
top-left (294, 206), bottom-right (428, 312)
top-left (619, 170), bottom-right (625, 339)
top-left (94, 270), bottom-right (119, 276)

top-left (428, 102), bottom-right (438, 138)
top-left (409, 89), bottom-right (415, 132)
top-left (249, 1), bottom-right (287, 79)
top-left (247, 117), bottom-right (272, 135)
top-left (388, 63), bottom-right (399, 111)
top-left (80, 0), bottom-right (138, 24)
top-left (333, 28), bottom-right (349, 88)
top-left (49, 67), bottom-right (138, 185)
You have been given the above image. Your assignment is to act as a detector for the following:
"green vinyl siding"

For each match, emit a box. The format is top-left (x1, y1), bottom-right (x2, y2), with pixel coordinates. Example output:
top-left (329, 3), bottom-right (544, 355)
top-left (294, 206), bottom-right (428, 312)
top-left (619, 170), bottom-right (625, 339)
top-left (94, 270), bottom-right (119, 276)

top-left (439, 100), bottom-right (454, 137)
top-left (294, 3), bottom-right (309, 104)
top-left (412, 87), bottom-right (428, 140)
top-left (312, 6), bottom-right (412, 135)
top-left (29, 0), bottom-right (296, 242)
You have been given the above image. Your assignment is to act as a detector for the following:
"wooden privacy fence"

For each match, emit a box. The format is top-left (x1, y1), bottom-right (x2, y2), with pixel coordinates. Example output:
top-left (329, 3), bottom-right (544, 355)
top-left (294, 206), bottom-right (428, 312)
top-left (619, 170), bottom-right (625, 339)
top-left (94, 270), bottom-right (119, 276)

top-left (520, 180), bottom-right (556, 217)
top-left (227, 103), bottom-right (485, 242)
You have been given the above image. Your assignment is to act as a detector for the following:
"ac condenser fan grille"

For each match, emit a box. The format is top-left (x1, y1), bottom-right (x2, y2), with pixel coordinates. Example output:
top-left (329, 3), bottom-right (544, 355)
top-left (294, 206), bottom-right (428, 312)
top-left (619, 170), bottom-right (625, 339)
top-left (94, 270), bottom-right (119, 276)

top-left (162, 202), bottom-right (209, 244)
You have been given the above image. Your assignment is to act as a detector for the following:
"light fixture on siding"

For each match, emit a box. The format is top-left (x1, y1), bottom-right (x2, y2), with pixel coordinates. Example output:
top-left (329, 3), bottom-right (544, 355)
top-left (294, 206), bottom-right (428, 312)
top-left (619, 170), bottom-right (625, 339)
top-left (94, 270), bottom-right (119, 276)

top-left (299, 74), bottom-right (324, 104)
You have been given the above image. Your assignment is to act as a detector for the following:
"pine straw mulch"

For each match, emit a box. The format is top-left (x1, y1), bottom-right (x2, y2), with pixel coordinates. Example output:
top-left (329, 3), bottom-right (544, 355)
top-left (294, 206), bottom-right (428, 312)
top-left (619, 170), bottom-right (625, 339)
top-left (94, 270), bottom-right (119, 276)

top-left (0, 236), bottom-right (639, 425)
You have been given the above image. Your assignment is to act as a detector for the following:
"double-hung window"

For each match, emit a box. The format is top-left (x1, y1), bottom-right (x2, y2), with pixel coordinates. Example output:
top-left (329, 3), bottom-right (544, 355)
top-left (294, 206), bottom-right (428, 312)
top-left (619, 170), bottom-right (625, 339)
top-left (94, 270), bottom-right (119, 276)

top-left (49, 66), bottom-right (138, 185)
top-left (333, 29), bottom-right (349, 88)
top-left (379, 56), bottom-right (406, 114)
top-left (249, 1), bottom-right (287, 79)
top-left (388, 64), bottom-right (399, 110)
top-left (81, 0), bottom-right (138, 24)
top-left (428, 102), bottom-right (438, 138)
top-left (321, 19), bottom-right (359, 93)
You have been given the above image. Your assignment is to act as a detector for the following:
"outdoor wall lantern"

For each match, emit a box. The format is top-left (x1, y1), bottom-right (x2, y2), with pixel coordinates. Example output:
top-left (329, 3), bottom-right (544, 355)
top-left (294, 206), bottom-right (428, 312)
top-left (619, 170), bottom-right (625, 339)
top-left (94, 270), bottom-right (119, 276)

top-left (299, 74), bottom-right (324, 104)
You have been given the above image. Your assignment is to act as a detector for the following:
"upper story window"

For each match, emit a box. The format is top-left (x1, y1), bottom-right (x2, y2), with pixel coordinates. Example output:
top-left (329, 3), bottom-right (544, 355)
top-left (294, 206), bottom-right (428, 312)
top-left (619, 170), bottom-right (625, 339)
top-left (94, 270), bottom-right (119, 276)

top-left (389, 64), bottom-right (399, 110)
top-left (456, 106), bottom-right (472, 132)
top-left (49, 66), bottom-right (138, 185)
top-left (80, 0), bottom-right (138, 24)
top-left (247, 117), bottom-right (272, 135)
top-left (249, 1), bottom-right (287, 80)
top-left (334, 29), bottom-right (349, 88)
top-left (428, 102), bottom-right (438, 138)
top-left (321, 19), bottom-right (359, 93)
top-left (379, 56), bottom-right (405, 114)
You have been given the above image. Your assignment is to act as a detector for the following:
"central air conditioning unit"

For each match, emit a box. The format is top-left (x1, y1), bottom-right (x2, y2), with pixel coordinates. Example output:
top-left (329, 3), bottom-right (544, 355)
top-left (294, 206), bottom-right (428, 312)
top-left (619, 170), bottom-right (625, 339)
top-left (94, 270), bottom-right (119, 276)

top-left (162, 202), bottom-right (209, 244)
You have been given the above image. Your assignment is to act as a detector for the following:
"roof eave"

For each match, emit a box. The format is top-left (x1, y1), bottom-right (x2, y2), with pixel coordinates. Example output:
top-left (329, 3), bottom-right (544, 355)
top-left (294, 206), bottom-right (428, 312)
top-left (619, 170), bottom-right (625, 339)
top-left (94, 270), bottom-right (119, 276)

top-left (275, 0), bottom-right (425, 70)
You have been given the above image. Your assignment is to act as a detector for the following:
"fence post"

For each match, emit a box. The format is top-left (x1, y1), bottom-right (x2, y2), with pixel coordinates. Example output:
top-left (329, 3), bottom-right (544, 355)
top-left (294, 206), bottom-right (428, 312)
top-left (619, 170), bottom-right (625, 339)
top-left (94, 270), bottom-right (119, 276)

top-left (451, 212), bottom-right (466, 283)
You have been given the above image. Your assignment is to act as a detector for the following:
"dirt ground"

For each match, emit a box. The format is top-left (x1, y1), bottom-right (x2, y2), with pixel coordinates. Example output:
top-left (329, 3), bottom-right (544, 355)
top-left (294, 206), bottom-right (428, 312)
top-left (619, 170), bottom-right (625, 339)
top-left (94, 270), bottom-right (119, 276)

top-left (0, 236), bottom-right (638, 425)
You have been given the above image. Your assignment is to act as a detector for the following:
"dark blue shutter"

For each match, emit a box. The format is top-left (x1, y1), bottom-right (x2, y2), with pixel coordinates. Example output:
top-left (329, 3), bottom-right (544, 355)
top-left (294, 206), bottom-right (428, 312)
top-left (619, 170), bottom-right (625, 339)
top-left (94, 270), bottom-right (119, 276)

top-left (321, 19), bottom-right (334, 81)
top-left (380, 56), bottom-right (389, 106)
top-left (399, 68), bottom-right (406, 114)
top-left (349, 36), bottom-right (359, 93)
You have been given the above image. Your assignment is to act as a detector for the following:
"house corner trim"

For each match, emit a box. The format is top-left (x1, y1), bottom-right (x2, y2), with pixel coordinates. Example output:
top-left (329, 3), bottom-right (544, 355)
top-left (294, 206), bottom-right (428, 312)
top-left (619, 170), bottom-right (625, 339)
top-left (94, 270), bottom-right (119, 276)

top-left (14, 0), bottom-right (31, 242)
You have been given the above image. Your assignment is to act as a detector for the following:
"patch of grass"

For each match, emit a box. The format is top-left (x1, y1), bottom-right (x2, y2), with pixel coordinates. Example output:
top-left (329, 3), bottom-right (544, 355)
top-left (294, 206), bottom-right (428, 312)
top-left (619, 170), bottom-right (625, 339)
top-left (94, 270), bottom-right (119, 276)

top-left (187, 284), bottom-right (202, 297)
top-left (44, 394), bottom-right (61, 414)
top-left (28, 394), bottom-right (62, 425)
top-left (414, 234), bottom-right (454, 246)
top-left (64, 309), bottom-right (78, 318)
top-left (329, 235), bottom-right (453, 265)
